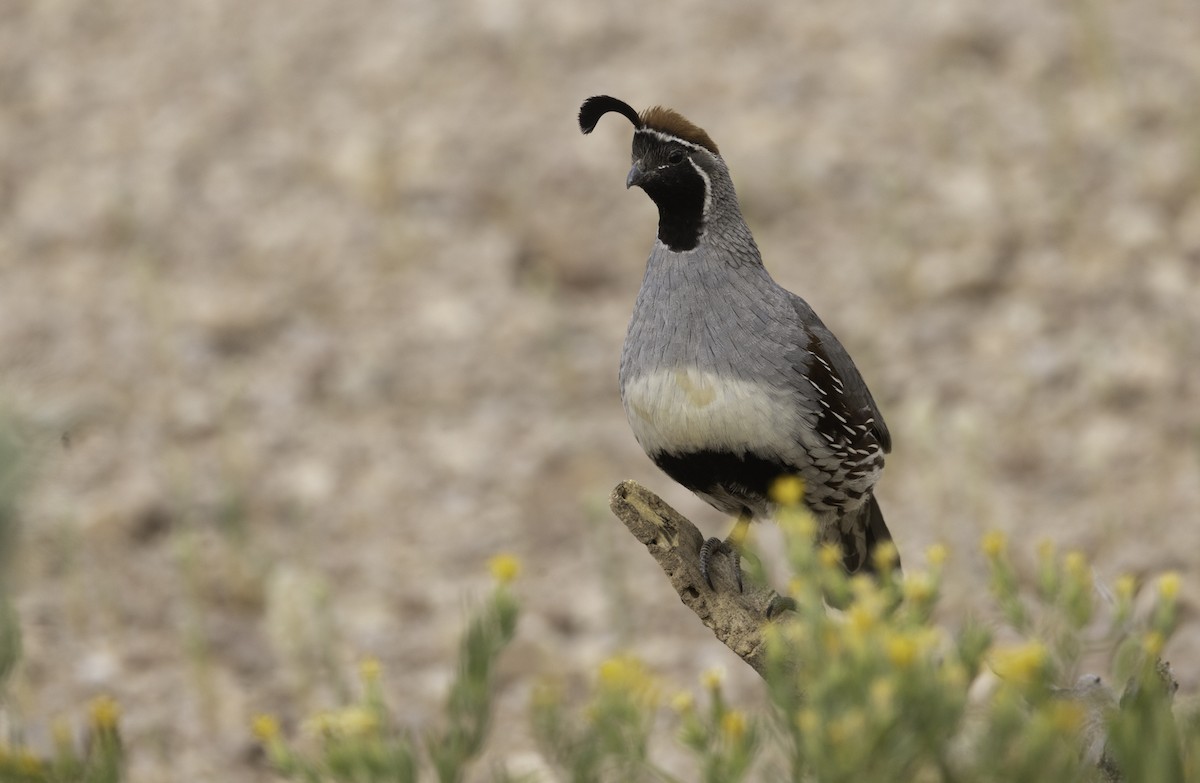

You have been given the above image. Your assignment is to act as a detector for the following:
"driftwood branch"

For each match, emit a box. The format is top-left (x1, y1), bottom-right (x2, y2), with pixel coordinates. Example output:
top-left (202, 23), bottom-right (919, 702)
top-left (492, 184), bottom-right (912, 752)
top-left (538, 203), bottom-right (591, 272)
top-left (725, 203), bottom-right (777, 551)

top-left (609, 479), bottom-right (786, 678)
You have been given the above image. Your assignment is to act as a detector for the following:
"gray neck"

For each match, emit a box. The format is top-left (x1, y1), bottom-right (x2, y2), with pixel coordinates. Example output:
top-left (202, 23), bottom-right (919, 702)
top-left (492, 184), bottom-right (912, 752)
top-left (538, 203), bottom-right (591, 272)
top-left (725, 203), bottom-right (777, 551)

top-left (623, 213), bottom-right (778, 384)
top-left (693, 157), bottom-right (762, 266)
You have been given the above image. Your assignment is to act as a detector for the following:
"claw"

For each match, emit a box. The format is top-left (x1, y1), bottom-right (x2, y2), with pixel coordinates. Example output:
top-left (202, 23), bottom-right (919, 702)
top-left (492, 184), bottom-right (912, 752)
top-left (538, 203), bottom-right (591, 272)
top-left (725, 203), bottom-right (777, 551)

top-left (699, 536), bottom-right (721, 590)
top-left (700, 514), bottom-right (754, 592)
top-left (699, 536), bottom-right (744, 593)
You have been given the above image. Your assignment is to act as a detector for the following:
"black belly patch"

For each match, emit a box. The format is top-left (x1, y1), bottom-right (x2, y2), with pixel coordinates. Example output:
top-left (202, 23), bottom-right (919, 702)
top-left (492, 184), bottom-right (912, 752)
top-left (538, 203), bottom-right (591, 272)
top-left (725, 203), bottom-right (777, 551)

top-left (651, 449), bottom-right (794, 514)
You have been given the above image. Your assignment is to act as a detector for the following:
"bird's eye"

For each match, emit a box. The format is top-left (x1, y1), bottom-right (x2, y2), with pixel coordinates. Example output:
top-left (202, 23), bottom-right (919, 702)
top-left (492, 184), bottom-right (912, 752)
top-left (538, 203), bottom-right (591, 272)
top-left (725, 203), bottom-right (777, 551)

top-left (668, 149), bottom-right (685, 165)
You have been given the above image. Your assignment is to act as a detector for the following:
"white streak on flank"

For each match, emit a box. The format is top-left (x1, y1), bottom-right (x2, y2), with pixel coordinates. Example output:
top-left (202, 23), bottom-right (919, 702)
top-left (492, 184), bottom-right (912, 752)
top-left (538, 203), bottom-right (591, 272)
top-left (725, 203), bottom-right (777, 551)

top-left (622, 367), bottom-right (800, 458)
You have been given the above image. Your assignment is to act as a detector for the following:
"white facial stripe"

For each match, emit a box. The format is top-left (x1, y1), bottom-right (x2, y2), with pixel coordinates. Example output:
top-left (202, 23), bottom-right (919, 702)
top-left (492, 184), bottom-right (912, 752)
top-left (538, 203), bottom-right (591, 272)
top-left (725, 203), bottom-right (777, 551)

top-left (635, 128), bottom-right (706, 151)
top-left (688, 159), bottom-right (712, 219)
top-left (632, 130), bottom-right (713, 220)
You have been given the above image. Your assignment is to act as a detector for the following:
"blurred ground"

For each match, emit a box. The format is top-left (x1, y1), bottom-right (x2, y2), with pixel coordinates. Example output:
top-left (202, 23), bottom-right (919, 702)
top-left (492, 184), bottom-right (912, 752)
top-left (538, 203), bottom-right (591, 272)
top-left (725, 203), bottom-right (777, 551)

top-left (1, 0), bottom-right (1199, 779)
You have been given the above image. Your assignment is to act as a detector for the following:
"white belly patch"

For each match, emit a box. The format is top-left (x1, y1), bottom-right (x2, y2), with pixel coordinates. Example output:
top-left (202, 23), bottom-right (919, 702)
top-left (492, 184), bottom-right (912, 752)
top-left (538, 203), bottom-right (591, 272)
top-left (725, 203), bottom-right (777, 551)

top-left (622, 367), bottom-right (803, 457)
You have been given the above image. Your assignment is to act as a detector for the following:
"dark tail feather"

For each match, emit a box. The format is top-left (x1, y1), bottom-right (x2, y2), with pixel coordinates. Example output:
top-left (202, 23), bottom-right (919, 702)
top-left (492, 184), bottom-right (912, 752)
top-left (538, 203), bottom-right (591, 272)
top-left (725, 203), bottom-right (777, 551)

top-left (841, 494), bottom-right (901, 575)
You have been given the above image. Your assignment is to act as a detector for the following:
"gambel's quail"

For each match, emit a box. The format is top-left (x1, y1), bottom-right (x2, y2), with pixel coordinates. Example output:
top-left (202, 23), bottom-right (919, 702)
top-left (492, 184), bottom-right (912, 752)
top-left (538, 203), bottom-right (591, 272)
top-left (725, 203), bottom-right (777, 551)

top-left (579, 95), bottom-right (898, 590)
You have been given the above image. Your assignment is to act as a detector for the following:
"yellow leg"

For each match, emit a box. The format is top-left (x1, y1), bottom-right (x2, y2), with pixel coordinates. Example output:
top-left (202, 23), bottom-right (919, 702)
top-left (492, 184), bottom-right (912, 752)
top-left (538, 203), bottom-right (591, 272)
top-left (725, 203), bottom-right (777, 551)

top-left (726, 513), bottom-right (752, 548)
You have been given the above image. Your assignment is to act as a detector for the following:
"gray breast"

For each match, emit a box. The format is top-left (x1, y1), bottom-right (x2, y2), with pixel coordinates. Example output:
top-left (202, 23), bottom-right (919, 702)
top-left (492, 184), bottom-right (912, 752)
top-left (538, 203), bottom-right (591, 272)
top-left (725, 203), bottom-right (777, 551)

top-left (619, 241), bottom-right (883, 520)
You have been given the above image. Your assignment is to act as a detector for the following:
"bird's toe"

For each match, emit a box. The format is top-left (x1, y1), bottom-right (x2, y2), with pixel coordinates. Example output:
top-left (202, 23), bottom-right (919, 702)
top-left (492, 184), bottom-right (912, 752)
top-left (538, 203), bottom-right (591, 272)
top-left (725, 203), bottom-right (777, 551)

top-left (699, 536), bottom-right (744, 593)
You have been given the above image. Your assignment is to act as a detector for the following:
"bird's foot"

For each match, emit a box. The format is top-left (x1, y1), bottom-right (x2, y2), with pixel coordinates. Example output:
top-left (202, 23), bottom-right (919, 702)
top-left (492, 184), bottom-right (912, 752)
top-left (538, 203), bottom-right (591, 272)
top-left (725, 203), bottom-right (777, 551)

top-left (700, 536), bottom-right (743, 593)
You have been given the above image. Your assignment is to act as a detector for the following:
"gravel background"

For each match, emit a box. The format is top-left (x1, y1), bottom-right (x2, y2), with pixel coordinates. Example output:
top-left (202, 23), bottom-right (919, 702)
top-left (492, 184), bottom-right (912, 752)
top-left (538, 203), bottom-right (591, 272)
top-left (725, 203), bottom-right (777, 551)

top-left (2, 1), bottom-right (1198, 780)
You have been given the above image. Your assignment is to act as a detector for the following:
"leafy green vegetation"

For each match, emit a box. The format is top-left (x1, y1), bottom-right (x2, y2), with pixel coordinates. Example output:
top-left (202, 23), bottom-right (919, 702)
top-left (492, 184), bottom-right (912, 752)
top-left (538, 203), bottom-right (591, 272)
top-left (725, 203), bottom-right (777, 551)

top-left (244, 489), bottom-right (1194, 781)
top-left (1, 428), bottom-right (1194, 781)
top-left (523, 495), bottom-right (1194, 782)
top-left (252, 555), bottom-right (520, 783)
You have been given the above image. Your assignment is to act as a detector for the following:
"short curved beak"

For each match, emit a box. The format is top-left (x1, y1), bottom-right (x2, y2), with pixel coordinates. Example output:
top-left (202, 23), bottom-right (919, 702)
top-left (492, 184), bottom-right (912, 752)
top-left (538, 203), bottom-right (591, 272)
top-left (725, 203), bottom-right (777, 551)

top-left (626, 162), bottom-right (647, 189)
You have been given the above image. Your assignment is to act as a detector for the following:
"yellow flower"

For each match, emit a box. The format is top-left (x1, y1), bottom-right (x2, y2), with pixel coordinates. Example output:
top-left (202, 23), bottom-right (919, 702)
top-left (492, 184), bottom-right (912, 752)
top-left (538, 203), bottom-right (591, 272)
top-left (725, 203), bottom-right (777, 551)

top-left (981, 530), bottom-right (1007, 558)
top-left (701, 666), bottom-right (725, 691)
top-left (770, 475), bottom-right (806, 506)
top-left (779, 506), bottom-right (817, 539)
top-left (598, 655), bottom-right (637, 687)
top-left (1143, 631), bottom-right (1165, 656)
top-left (88, 695), bottom-right (120, 731)
top-left (902, 572), bottom-right (934, 604)
top-left (1048, 701), bottom-right (1085, 734)
top-left (252, 714), bottom-right (281, 743)
top-left (52, 718), bottom-right (73, 751)
top-left (359, 656), bottom-right (382, 684)
top-left (1158, 572), bottom-right (1181, 600)
top-left (885, 633), bottom-right (918, 668)
top-left (915, 627), bottom-right (943, 652)
top-left (988, 641), bottom-right (1048, 683)
top-left (488, 553), bottom-right (522, 584)
top-left (304, 707), bottom-right (378, 738)
top-left (598, 655), bottom-right (659, 705)
top-left (796, 708), bottom-right (819, 735)
top-left (849, 573), bottom-right (880, 600)
top-left (940, 662), bottom-right (968, 690)
top-left (670, 691), bottom-right (695, 713)
top-left (1064, 551), bottom-right (1089, 580)
top-left (822, 625), bottom-right (843, 655)
top-left (847, 603), bottom-right (877, 638)
top-left (334, 707), bottom-right (379, 738)
top-left (828, 711), bottom-right (865, 746)
top-left (818, 543), bottom-right (843, 570)
top-left (869, 678), bottom-right (895, 713)
top-left (872, 541), bottom-right (899, 571)
top-left (1115, 574), bottom-right (1137, 602)
top-left (303, 711), bottom-right (334, 737)
top-left (720, 710), bottom-right (748, 741)
top-left (925, 543), bottom-right (949, 567)
top-left (787, 576), bottom-right (808, 597)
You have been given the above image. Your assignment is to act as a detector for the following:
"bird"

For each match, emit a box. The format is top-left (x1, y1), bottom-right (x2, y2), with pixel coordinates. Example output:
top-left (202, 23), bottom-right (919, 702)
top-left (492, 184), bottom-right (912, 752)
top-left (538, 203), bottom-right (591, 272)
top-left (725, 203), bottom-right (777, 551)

top-left (579, 95), bottom-right (898, 590)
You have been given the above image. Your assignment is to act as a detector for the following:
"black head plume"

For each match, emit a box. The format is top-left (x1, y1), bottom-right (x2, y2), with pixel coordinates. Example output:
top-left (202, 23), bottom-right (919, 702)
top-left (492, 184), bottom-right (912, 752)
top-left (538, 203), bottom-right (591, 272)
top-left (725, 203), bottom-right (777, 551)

top-left (579, 95), bottom-right (642, 135)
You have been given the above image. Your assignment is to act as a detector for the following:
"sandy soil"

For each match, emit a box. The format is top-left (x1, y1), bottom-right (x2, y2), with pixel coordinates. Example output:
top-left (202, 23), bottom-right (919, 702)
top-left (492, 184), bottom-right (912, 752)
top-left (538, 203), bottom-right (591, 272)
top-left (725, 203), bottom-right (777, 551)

top-left (1, 0), bottom-right (1198, 779)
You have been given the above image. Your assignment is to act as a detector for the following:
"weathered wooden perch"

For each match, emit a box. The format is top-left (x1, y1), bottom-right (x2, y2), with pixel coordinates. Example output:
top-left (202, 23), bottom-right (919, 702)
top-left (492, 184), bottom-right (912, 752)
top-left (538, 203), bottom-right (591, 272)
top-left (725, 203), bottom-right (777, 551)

top-left (609, 479), bottom-right (786, 678)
